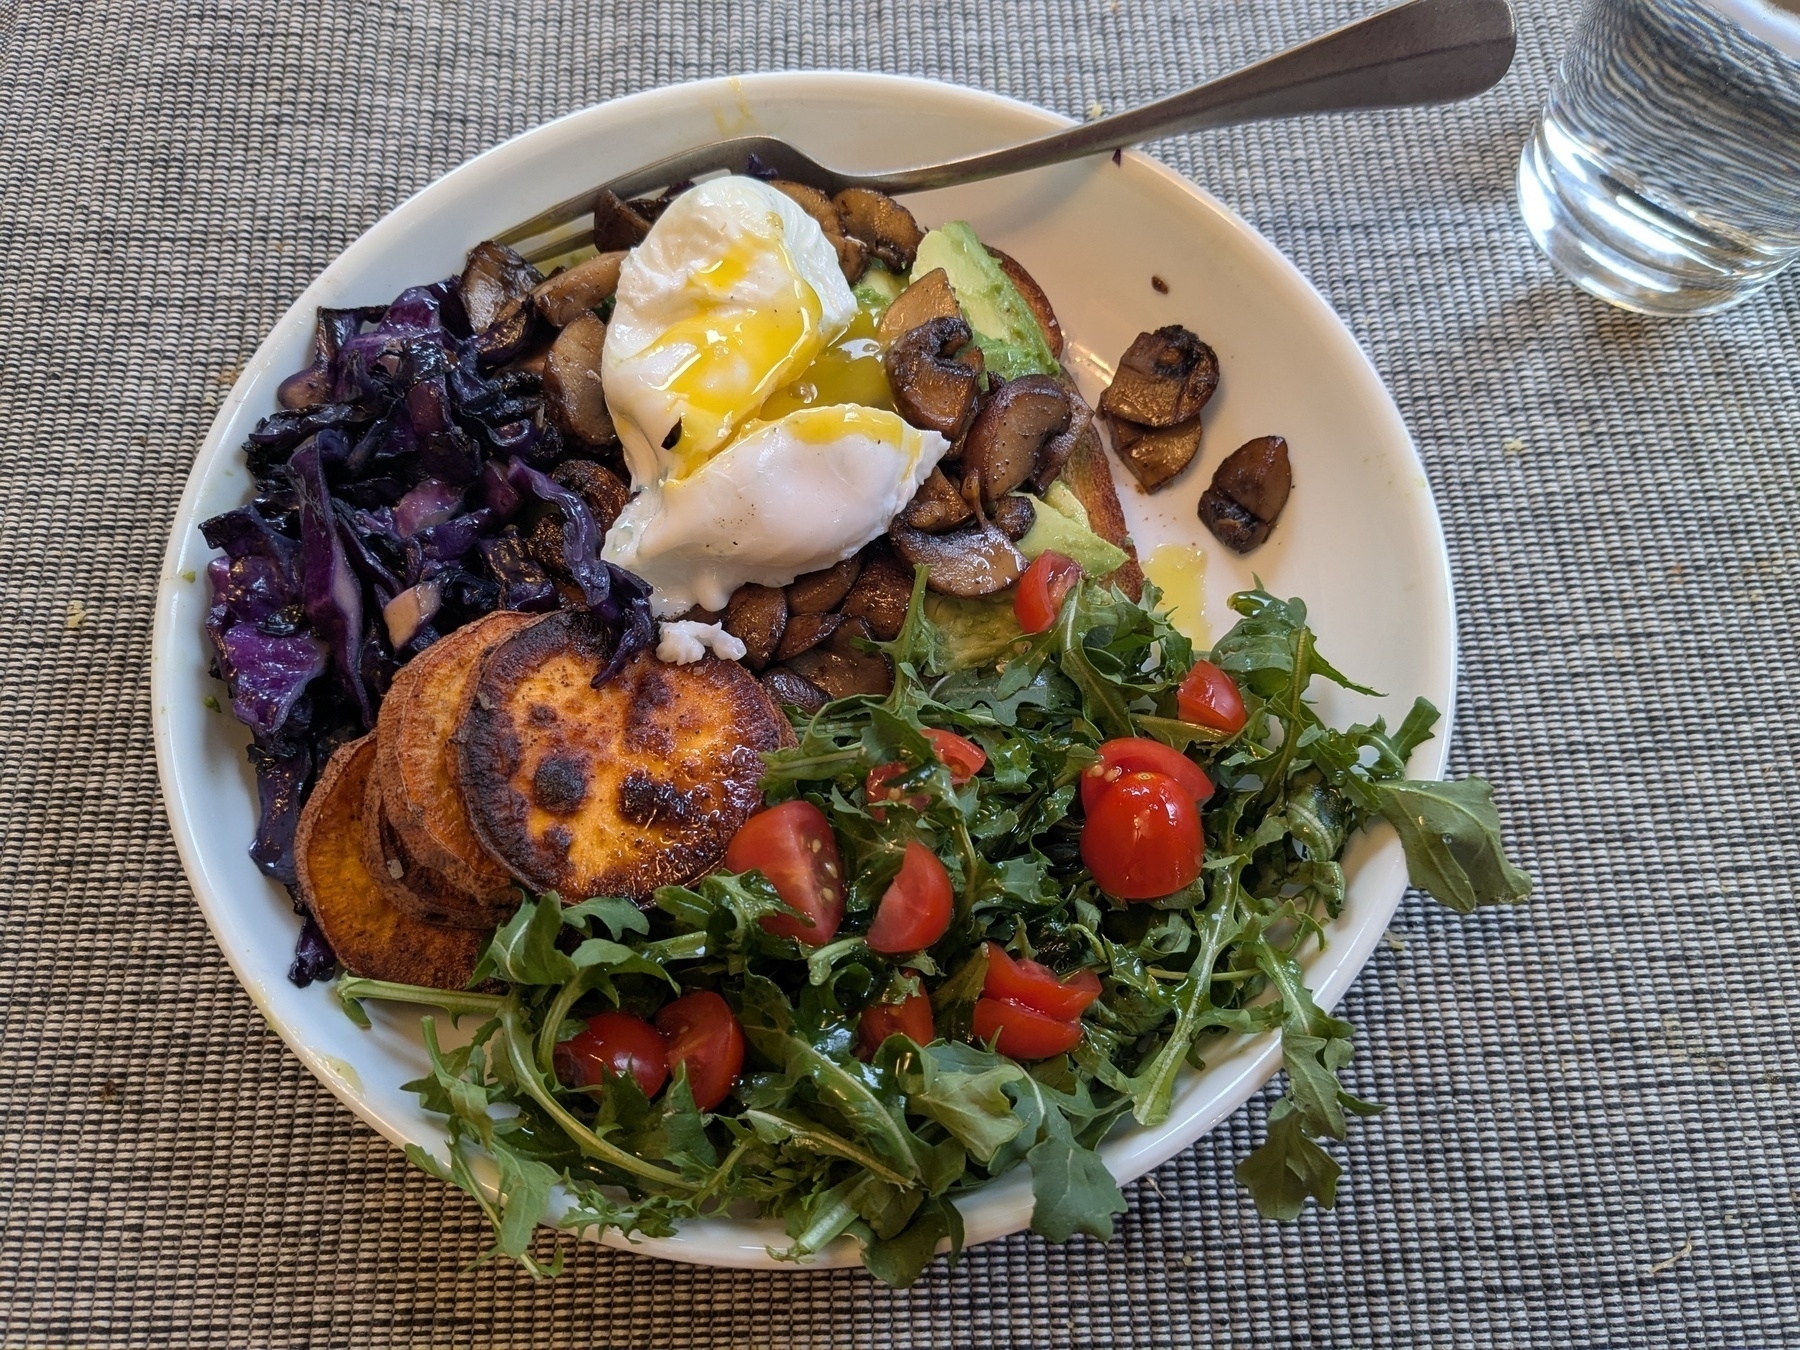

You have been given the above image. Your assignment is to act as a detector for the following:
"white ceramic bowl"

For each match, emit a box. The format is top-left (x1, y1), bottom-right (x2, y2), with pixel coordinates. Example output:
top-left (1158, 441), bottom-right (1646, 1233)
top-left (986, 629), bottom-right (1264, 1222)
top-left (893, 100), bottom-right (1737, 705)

top-left (152, 71), bottom-right (1454, 1270)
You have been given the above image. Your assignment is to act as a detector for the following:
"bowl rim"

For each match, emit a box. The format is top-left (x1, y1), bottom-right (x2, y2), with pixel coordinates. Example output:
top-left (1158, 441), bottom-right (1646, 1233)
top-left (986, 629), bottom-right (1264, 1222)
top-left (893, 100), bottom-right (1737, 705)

top-left (151, 67), bottom-right (1455, 1270)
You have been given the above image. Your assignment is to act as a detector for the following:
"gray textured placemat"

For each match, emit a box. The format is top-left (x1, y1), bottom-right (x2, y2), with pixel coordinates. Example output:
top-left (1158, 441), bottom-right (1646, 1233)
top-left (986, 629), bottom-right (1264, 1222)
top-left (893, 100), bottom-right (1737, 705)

top-left (3, 1), bottom-right (1797, 1346)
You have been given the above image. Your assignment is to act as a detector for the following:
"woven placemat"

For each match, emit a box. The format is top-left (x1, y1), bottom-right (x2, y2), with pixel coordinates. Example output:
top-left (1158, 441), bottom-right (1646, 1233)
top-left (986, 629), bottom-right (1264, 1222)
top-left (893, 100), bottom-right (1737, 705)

top-left (3, 1), bottom-right (1797, 1345)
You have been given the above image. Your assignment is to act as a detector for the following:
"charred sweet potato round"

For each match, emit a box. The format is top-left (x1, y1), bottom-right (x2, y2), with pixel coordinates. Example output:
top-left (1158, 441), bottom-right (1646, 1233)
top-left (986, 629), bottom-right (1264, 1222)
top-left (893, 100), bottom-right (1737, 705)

top-left (457, 614), bottom-right (794, 901)
top-left (361, 767), bottom-right (515, 931)
top-left (295, 736), bottom-right (486, 989)
top-left (373, 609), bottom-right (540, 906)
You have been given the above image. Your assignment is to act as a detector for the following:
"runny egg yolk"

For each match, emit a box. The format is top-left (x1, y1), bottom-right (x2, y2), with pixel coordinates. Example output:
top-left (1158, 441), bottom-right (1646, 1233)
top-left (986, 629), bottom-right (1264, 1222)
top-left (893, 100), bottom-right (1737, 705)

top-left (757, 302), bottom-right (894, 421)
top-left (646, 234), bottom-right (826, 480)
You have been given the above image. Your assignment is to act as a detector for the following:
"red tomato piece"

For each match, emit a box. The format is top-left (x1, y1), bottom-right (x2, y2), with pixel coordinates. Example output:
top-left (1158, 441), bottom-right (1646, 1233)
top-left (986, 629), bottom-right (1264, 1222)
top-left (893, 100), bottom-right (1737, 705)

top-left (865, 727), bottom-right (989, 820)
top-left (655, 990), bottom-right (745, 1112)
top-left (1079, 737), bottom-right (1214, 812)
top-left (554, 1010), bottom-right (669, 1098)
top-left (1176, 659), bottom-right (1248, 734)
top-left (866, 840), bottom-right (954, 954)
top-left (1013, 551), bottom-right (1082, 634)
top-left (725, 800), bottom-right (846, 946)
top-left (981, 941), bottom-right (1102, 1020)
top-left (973, 996), bottom-right (1083, 1059)
top-left (923, 728), bottom-right (987, 781)
top-left (1080, 771), bottom-right (1205, 900)
top-left (856, 985), bottom-right (936, 1060)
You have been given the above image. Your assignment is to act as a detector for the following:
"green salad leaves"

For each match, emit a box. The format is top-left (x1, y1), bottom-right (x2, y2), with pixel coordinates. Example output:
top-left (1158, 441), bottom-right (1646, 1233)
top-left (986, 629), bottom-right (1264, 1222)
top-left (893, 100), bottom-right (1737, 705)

top-left (335, 571), bottom-right (1529, 1284)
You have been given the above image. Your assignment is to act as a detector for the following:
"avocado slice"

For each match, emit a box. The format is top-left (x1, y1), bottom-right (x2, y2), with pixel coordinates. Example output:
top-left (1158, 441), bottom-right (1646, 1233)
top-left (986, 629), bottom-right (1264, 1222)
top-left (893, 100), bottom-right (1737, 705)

top-left (911, 222), bottom-right (1060, 381)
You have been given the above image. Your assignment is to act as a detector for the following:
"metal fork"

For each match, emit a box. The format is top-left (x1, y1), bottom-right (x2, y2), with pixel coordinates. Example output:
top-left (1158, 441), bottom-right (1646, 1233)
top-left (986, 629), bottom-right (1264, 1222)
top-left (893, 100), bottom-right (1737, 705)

top-left (497, 0), bottom-right (1515, 263)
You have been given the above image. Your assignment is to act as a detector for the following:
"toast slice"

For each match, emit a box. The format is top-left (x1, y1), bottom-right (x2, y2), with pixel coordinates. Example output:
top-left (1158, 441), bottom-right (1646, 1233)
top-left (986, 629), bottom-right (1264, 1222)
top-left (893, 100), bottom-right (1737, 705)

top-left (456, 612), bottom-right (796, 902)
top-left (294, 736), bottom-right (486, 989)
top-left (374, 609), bottom-right (539, 903)
top-left (1058, 419), bottom-right (1145, 601)
top-left (360, 764), bottom-right (517, 931)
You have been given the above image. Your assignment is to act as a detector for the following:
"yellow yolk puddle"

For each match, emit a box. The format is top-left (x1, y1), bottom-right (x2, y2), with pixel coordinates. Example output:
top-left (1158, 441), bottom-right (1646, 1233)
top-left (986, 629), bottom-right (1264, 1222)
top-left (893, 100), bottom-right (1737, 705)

top-left (646, 235), bottom-right (825, 480)
top-left (1142, 543), bottom-right (1208, 646)
top-left (758, 303), bottom-right (893, 421)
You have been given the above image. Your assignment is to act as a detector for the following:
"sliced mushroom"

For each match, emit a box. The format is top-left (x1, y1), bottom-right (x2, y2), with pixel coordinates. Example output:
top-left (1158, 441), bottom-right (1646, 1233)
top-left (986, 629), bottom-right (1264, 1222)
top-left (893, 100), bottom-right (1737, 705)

top-left (551, 459), bottom-right (630, 534)
top-left (722, 583), bottom-right (789, 671)
top-left (533, 251), bottom-right (626, 328)
top-left (786, 557), bottom-right (862, 613)
top-left (472, 299), bottom-right (547, 371)
top-left (1199, 435), bottom-right (1291, 553)
top-left (987, 247), bottom-right (1063, 359)
top-left (1098, 326), bottom-right (1219, 428)
top-left (1105, 413), bottom-right (1204, 493)
top-left (890, 518), bottom-right (1026, 597)
top-left (963, 375), bottom-right (1071, 506)
top-left (989, 494), bottom-right (1036, 540)
top-left (840, 550), bottom-right (914, 641)
top-left (543, 314), bottom-right (617, 448)
top-left (900, 467), bottom-right (976, 534)
top-left (461, 242), bottom-right (544, 332)
top-left (1029, 381), bottom-right (1094, 492)
top-left (592, 189), bottom-right (653, 251)
top-left (885, 316), bottom-right (983, 440)
top-left (771, 181), bottom-right (867, 282)
top-left (762, 666), bottom-right (832, 715)
top-left (781, 617), bottom-right (894, 700)
top-left (775, 610), bottom-right (846, 662)
top-left (876, 268), bottom-right (960, 346)
top-left (833, 188), bottom-right (925, 273)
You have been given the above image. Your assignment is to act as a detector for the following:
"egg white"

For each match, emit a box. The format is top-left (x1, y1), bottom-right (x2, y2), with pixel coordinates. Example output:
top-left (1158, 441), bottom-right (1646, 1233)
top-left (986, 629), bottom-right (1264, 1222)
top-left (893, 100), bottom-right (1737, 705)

top-left (604, 406), bottom-right (948, 615)
top-left (602, 176), bottom-right (858, 485)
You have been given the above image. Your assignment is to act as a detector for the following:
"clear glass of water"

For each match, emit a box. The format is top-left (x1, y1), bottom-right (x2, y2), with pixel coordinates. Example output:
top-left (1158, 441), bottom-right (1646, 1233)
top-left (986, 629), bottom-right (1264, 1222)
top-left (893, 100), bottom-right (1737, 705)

top-left (1517, 0), bottom-right (1800, 315)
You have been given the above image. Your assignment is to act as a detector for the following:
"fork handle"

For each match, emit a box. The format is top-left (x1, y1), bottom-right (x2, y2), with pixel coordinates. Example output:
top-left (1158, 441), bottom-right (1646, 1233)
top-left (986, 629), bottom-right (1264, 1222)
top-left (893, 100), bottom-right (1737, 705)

top-left (847, 0), bottom-right (1515, 196)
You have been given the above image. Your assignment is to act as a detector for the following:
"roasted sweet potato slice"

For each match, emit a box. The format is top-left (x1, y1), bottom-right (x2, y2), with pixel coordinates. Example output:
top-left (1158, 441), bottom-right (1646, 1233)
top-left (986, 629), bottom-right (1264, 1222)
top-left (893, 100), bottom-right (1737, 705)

top-left (457, 614), bottom-right (795, 901)
top-left (295, 736), bottom-right (486, 989)
top-left (362, 765), bottom-right (516, 931)
top-left (375, 609), bottom-right (540, 902)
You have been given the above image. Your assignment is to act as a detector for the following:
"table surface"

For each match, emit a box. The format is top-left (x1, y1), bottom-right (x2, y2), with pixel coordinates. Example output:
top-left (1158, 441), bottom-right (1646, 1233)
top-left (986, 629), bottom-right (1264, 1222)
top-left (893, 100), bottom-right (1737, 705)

top-left (3, 1), bottom-right (1797, 1346)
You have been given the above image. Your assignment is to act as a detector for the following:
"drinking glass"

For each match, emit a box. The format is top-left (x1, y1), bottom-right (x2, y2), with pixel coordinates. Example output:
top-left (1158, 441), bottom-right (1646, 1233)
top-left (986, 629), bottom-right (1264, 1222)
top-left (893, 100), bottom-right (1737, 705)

top-left (1517, 0), bottom-right (1800, 315)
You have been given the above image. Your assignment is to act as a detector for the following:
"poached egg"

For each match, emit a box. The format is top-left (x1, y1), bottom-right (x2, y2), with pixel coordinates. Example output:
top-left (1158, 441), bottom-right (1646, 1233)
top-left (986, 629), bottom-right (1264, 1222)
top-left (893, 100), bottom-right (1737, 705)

top-left (600, 176), bottom-right (948, 615)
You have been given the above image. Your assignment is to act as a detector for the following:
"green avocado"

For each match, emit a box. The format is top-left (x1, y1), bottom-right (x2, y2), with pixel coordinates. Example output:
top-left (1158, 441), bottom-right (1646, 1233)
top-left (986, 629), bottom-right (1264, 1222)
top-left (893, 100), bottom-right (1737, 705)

top-left (911, 222), bottom-right (1060, 381)
top-left (1015, 483), bottom-right (1128, 576)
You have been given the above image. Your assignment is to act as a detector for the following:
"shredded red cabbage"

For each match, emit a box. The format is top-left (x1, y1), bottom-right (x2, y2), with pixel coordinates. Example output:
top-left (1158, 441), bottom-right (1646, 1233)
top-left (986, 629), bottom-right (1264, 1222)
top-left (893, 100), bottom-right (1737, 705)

top-left (200, 255), bottom-right (654, 983)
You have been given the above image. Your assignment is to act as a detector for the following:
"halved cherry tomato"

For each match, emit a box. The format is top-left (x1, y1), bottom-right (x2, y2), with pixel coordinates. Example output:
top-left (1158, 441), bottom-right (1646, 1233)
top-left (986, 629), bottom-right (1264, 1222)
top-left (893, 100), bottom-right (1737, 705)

top-left (1014, 550), bottom-right (1082, 634)
top-left (554, 1010), bottom-right (669, 1098)
top-left (1079, 737), bottom-right (1214, 812)
top-left (973, 996), bottom-right (1083, 1059)
top-left (865, 728), bottom-right (989, 819)
top-left (725, 800), bottom-right (845, 946)
top-left (1176, 659), bottom-right (1247, 734)
top-left (981, 942), bottom-right (1102, 1020)
top-left (654, 991), bottom-right (745, 1112)
top-left (856, 985), bottom-right (935, 1060)
top-left (866, 840), bottom-right (954, 954)
top-left (1081, 771), bottom-right (1205, 900)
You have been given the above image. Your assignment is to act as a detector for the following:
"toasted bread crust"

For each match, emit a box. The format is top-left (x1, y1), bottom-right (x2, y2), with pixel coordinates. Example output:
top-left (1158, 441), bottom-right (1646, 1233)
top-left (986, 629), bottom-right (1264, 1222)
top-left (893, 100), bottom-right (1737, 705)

top-left (360, 764), bottom-right (517, 931)
top-left (1059, 421), bottom-right (1145, 600)
top-left (375, 610), bottom-right (540, 900)
top-left (295, 736), bottom-right (486, 988)
top-left (457, 613), bottom-right (795, 901)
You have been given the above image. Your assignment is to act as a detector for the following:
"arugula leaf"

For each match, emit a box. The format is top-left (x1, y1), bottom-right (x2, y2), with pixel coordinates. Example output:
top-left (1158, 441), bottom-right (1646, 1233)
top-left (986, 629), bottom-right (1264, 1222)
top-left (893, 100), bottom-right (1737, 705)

top-left (341, 562), bottom-right (1532, 1288)
top-left (1374, 777), bottom-right (1533, 912)
top-left (1234, 1097), bottom-right (1344, 1220)
top-left (901, 1042), bottom-right (1027, 1164)
top-left (1026, 1099), bottom-right (1127, 1242)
